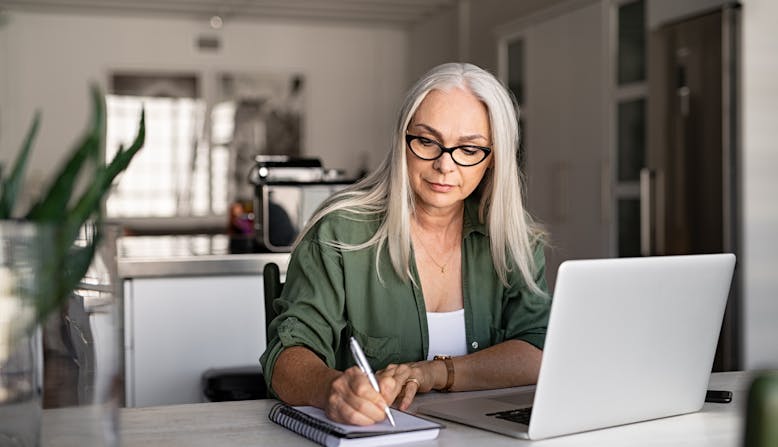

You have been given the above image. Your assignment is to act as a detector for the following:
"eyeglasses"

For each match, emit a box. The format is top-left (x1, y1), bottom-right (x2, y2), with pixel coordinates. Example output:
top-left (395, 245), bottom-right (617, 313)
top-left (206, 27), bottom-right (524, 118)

top-left (405, 134), bottom-right (491, 167)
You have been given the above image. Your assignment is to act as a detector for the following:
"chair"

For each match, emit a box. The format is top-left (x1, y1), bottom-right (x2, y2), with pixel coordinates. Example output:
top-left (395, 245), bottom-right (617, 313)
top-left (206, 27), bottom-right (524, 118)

top-left (201, 262), bottom-right (283, 401)
top-left (262, 262), bottom-right (283, 340)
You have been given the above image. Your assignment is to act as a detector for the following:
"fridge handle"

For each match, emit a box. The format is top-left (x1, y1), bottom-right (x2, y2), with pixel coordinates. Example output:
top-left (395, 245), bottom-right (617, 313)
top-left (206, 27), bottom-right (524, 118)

top-left (640, 168), bottom-right (656, 256)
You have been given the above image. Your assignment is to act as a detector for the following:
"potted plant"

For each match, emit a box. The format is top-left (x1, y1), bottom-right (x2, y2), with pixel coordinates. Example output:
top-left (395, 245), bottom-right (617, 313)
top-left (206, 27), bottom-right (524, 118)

top-left (0, 85), bottom-right (145, 446)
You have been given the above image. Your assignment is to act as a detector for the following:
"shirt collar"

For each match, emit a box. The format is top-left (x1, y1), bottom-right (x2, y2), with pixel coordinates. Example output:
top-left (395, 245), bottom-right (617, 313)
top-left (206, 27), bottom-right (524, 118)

top-left (463, 194), bottom-right (487, 238)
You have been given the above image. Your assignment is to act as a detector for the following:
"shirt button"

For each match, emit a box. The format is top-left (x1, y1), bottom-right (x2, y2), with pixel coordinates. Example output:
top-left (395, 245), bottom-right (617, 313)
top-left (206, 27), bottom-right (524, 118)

top-left (471, 341), bottom-right (479, 349)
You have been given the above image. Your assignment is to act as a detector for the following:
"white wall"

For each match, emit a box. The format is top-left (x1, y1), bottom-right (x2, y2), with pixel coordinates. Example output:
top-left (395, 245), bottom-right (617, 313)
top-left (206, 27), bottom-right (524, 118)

top-left (0, 11), bottom-right (407, 199)
top-left (741, 0), bottom-right (778, 369)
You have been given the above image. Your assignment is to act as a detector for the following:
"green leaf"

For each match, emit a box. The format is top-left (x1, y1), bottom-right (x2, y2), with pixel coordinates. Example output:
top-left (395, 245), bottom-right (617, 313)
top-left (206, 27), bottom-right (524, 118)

top-left (61, 233), bottom-right (101, 294)
top-left (25, 86), bottom-right (104, 221)
top-left (105, 108), bottom-right (145, 178)
top-left (5, 86), bottom-right (145, 328)
top-left (0, 111), bottom-right (41, 218)
top-left (46, 105), bottom-right (146, 324)
top-left (34, 229), bottom-right (101, 323)
top-left (68, 108), bottom-right (145, 231)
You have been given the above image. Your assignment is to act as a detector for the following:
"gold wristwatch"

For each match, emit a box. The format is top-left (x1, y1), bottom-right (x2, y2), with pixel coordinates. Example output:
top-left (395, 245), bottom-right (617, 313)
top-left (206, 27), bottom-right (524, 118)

top-left (433, 355), bottom-right (455, 392)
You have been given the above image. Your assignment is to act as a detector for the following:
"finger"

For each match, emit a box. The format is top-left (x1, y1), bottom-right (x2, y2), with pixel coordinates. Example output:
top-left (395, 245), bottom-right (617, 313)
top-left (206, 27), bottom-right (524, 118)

top-left (399, 379), bottom-right (420, 411)
top-left (376, 375), bottom-right (399, 404)
top-left (345, 371), bottom-right (391, 420)
top-left (325, 397), bottom-right (378, 426)
top-left (378, 364), bottom-right (410, 384)
top-left (376, 364), bottom-right (400, 382)
top-left (379, 362), bottom-right (411, 375)
top-left (329, 369), bottom-right (387, 424)
top-left (377, 364), bottom-right (419, 401)
top-left (346, 365), bottom-right (399, 405)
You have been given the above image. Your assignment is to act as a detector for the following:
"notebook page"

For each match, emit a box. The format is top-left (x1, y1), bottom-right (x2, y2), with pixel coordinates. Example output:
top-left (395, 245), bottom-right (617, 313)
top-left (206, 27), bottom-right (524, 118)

top-left (293, 406), bottom-right (440, 434)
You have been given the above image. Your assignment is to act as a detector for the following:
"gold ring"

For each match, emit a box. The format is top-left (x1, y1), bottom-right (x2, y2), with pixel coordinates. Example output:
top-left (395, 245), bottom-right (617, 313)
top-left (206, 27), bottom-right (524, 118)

top-left (405, 377), bottom-right (420, 387)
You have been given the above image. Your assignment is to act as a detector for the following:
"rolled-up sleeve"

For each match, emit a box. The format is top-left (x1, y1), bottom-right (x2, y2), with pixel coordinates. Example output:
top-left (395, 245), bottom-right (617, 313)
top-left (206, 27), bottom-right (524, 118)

top-left (259, 226), bottom-right (347, 392)
top-left (502, 244), bottom-right (551, 350)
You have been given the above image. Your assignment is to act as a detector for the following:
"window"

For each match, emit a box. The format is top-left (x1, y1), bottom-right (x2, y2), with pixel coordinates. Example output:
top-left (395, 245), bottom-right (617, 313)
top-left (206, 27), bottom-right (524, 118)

top-left (106, 95), bottom-right (229, 218)
top-left (106, 73), bottom-right (229, 225)
top-left (612, 0), bottom-right (647, 257)
top-left (105, 72), bottom-right (304, 233)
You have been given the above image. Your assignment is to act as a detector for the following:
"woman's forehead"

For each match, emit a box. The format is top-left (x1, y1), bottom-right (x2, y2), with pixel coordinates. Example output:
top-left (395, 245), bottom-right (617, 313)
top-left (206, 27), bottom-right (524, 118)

top-left (409, 88), bottom-right (491, 138)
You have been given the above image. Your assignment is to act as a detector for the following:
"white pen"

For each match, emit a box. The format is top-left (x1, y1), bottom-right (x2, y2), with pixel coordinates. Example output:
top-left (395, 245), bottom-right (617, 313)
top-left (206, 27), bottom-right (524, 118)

top-left (348, 336), bottom-right (397, 427)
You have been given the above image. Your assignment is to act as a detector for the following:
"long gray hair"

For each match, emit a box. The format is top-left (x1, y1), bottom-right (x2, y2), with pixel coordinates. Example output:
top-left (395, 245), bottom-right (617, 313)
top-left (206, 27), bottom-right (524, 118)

top-left (297, 62), bottom-right (545, 294)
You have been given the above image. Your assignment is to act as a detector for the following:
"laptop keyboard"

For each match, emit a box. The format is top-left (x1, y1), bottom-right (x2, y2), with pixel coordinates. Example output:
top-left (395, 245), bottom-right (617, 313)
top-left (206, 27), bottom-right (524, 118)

top-left (485, 407), bottom-right (533, 425)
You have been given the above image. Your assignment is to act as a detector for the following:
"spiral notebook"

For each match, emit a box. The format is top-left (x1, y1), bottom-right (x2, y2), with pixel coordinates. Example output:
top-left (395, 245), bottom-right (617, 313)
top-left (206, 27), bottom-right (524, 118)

top-left (268, 402), bottom-right (443, 446)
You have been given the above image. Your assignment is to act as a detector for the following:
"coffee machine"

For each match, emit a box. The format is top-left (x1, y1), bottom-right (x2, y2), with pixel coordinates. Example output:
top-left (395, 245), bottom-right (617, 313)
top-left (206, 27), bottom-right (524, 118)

top-left (249, 156), bottom-right (353, 252)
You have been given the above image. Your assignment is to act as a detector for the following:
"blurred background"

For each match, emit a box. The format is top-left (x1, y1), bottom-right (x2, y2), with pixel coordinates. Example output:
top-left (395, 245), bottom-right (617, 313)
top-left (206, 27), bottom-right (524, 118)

top-left (0, 0), bottom-right (776, 406)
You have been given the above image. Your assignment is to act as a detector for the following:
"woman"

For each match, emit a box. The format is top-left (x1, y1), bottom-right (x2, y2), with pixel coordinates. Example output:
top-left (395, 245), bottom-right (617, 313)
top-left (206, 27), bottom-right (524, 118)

top-left (260, 62), bottom-right (550, 426)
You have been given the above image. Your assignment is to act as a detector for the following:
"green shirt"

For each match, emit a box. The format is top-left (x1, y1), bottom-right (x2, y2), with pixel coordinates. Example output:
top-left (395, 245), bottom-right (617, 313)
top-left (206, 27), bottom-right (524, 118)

top-left (260, 197), bottom-right (551, 390)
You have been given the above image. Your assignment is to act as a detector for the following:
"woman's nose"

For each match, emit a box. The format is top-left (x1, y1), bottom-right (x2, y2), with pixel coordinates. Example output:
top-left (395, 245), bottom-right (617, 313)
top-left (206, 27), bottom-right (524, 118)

top-left (433, 152), bottom-right (457, 173)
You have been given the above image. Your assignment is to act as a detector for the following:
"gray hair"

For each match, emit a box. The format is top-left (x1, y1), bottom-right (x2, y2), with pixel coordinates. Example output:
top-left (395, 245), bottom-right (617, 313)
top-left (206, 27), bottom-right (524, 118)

top-left (297, 62), bottom-right (545, 294)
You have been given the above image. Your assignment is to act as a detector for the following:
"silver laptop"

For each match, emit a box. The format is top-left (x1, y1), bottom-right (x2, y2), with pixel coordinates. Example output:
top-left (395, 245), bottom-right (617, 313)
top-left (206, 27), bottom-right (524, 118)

top-left (417, 254), bottom-right (736, 440)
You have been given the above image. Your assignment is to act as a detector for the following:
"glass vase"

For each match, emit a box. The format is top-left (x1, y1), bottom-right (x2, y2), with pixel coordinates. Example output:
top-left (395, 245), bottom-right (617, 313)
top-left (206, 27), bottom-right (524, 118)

top-left (0, 221), bottom-right (122, 447)
top-left (0, 221), bottom-right (45, 447)
top-left (41, 224), bottom-right (122, 446)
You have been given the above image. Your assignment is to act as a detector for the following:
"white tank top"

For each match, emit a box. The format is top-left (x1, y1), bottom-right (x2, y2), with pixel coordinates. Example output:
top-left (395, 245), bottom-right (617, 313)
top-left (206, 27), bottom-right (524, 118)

top-left (426, 309), bottom-right (468, 360)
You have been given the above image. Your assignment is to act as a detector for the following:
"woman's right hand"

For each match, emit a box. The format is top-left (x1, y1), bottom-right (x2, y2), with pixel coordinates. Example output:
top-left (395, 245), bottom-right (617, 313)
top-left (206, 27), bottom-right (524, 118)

top-left (323, 366), bottom-right (398, 426)
top-left (272, 346), bottom-right (399, 426)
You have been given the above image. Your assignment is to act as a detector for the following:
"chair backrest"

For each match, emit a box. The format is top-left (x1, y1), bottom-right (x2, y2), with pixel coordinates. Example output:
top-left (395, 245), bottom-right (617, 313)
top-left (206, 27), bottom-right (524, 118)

top-left (262, 262), bottom-right (284, 340)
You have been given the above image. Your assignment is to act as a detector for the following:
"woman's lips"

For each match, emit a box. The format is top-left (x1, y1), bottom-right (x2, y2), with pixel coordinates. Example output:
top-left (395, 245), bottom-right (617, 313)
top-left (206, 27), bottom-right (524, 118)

top-left (427, 181), bottom-right (454, 192)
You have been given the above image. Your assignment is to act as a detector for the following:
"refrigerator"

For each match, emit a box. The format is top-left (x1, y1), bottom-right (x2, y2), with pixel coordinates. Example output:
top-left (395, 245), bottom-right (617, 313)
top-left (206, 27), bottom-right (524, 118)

top-left (646, 4), bottom-right (741, 371)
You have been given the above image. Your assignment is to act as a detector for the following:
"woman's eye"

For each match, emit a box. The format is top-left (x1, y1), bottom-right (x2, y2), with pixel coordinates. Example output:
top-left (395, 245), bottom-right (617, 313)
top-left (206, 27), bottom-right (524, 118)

top-left (460, 147), bottom-right (479, 156)
top-left (419, 137), bottom-right (436, 147)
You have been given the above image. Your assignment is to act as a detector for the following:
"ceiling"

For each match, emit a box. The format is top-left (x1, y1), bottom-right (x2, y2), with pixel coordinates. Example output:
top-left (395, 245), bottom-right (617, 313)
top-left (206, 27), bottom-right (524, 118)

top-left (0, 0), bottom-right (458, 26)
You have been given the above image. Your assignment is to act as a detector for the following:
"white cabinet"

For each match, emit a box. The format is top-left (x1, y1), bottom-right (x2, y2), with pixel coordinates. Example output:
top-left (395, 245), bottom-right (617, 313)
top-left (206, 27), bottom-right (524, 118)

top-left (123, 275), bottom-right (267, 407)
top-left (501, 1), bottom-right (611, 288)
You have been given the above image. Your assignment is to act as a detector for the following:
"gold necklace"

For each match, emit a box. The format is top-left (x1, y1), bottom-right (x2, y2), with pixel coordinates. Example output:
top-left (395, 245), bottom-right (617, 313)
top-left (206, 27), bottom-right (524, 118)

top-left (414, 234), bottom-right (456, 274)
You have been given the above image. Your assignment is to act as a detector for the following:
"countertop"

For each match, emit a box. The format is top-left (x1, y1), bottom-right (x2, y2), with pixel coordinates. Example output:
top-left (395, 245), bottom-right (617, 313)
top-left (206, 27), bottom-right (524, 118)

top-left (42, 371), bottom-right (752, 447)
top-left (117, 235), bottom-right (290, 279)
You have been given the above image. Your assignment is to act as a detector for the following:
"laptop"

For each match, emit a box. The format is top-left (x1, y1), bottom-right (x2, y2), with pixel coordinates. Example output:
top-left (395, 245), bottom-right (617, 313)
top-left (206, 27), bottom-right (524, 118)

top-left (416, 253), bottom-right (736, 440)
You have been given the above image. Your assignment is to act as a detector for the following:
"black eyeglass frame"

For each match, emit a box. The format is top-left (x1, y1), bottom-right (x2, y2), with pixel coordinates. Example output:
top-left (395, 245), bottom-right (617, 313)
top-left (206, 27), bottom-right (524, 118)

top-left (405, 134), bottom-right (492, 167)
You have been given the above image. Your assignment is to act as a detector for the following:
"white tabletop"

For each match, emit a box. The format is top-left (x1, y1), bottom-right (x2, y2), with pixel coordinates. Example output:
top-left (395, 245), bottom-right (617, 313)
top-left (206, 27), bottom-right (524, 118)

top-left (42, 371), bottom-right (754, 447)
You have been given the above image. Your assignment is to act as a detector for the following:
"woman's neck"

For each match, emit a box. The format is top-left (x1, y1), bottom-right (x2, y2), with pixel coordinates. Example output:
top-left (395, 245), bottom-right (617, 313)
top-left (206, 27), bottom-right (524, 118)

top-left (412, 203), bottom-right (464, 242)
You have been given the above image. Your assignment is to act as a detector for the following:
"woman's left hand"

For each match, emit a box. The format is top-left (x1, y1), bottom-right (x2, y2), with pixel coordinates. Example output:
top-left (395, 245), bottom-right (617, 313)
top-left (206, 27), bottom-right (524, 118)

top-left (377, 361), bottom-right (440, 411)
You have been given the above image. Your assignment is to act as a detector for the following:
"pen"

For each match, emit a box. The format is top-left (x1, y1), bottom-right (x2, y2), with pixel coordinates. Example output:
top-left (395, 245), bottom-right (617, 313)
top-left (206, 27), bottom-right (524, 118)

top-left (348, 336), bottom-right (397, 427)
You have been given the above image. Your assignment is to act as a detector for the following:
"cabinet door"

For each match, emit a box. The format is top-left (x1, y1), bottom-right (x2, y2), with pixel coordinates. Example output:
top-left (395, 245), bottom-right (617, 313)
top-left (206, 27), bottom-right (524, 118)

top-left (522, 2), bottom-right (610, 288)
top-left (124, 275), bottom-right (265, 407)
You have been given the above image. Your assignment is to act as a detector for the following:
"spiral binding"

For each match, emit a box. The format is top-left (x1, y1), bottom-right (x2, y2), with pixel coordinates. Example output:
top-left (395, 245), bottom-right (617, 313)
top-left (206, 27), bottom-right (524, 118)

top-left (269, 402), bottom-right (345, 446)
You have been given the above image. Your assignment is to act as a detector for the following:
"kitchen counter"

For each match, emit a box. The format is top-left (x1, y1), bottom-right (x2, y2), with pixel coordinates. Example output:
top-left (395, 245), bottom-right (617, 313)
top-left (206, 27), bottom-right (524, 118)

top-left (117, 235), bottom-right (290, 278)
top-left (118, 234), bottom-right (291, 406)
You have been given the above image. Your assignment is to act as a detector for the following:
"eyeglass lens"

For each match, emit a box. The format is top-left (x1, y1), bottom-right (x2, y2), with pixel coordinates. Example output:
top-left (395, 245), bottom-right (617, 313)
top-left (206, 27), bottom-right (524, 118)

top-left (407, 136), bottom-right (488, 166)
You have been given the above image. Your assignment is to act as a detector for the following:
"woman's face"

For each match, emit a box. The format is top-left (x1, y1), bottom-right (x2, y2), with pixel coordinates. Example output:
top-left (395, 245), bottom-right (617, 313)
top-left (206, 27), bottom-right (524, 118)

top-left (406, 87), bottom-right (492, 215)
